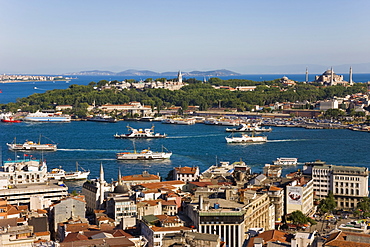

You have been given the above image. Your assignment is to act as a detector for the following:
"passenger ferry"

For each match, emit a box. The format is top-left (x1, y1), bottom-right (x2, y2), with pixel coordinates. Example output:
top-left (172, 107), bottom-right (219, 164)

top-left (116, 146), bottom-right (172, 160)
top-left (23, 111), bottom-right (71, 122)
top-left (226, 123), bottom-right (272, 132)
top-left (273, 158), bottom-right (298, 166)
top-left (114, 125), bottom-right (167, 138)
top-left (225, 133), bottom-right (267, 143)
top-left (48, 163), bottom-right (90, 180)
top-left (7, 136), bottom-right (57, 151)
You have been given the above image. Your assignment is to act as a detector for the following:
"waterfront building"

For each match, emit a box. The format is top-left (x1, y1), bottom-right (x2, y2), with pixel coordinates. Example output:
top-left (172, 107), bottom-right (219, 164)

top-left (97, 101), bottom-right (153, 116)
top-left (285, 175), bottom-right (315, 216)
top-left (173, 166), bottom-right (199, 182)
top-left (303, 160), bottom-right (369, 209)
top-left (0, 158), bottom-right (68, 206)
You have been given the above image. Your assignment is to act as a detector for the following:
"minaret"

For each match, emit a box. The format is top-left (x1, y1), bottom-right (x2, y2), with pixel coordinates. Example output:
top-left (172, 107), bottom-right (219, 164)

top-left (177, 71), bottom-right (183, 83)
top-left (305, 67), bottom-right (308, 83)
top-left (99, 163), bottom-right (105, 207)
top-left (349, 66), bottom-right (353, 85)
top-left (330, 67), bottom-right (334, 85)
top-left (118, 168), bottom-right (122, 185)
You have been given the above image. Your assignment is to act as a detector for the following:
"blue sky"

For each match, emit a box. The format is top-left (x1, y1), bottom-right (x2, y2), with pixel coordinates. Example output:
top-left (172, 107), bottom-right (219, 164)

top-left (1, 0), bottom-right (370, 74)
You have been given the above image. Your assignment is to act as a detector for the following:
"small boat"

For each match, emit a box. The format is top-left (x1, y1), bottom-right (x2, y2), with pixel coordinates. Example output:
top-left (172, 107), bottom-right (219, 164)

top-left (1, 116), bottom-right (21, 123)
top-left (161, 119), bottom-right (175, 124)
top-left (173, 118), bottom-right (196, 125)
top-left (116, 145), bottom-right (172, 160)
top-left (48, 163), bottom-right (90, 180)
top-left (114, 125), bottom-right (166, 138)
top-left (6, 136), bottom-right (57, 151)
top-left (87, 115), bottom-right (117, 123)
top-left (225, 133), bottom-right (267, 143)
top-left (273, 158), bottom-right (298, 166)
top-left (226, 123), bottom-right (272, 132)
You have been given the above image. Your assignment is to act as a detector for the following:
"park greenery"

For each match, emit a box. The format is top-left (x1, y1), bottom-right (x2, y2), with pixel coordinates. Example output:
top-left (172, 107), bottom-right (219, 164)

top-left (0, 78), bottom-right (367, 118)
top-left (317, 191), bottom-right (336, 214)
top-left (287, 210), bottom-right (317, 226)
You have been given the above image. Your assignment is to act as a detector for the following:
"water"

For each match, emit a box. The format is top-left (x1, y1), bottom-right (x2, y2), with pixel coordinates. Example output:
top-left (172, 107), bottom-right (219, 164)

top-left (1, 74), bottom-right (370, 192)
top-left (1, 74), bottom-right (370, 104)
top-left (1, 121), bottom-right (369, 192)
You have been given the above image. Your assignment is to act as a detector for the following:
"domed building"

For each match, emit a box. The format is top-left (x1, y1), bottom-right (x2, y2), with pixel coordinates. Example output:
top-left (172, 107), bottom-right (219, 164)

top-left (314, 68), bottom-right (348, 86)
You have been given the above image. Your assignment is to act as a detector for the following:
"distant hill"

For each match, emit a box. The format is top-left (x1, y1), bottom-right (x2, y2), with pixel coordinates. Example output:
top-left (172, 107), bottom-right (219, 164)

top-left (64, 69), bottom-right (241, 77)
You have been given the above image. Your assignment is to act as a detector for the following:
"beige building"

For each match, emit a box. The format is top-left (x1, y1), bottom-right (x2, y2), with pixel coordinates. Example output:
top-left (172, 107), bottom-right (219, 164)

top-left (303, 161), bottom-right (369, 209)
top-left (285, 176), bottom-right (315, 216)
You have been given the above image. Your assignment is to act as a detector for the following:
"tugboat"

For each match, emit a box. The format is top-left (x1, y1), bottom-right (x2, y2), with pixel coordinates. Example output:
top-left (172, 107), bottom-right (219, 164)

top-left (114, 125), bottom-right (167, 138)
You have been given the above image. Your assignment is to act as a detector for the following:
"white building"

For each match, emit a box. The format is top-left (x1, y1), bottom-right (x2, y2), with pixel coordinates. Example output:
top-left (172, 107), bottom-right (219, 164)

top-left (303, 161), bottom-right (369, 209)
top-left (285, 176), bottom-right (315, 216)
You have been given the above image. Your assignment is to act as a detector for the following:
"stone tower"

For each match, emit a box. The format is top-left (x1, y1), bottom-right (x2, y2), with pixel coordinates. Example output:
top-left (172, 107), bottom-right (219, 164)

top-left (177, 71), bottom-right (183, 83)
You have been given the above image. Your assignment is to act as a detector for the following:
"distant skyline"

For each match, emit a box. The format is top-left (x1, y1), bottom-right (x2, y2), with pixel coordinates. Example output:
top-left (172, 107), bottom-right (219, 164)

top-left (1, 0), bottom-right (370, 75)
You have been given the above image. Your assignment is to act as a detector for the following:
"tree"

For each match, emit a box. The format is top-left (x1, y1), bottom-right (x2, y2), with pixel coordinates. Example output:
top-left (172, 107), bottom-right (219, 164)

top-left (317, 191), bottom-right (336, 214)
top-left (287, 210), bottom-right (317, 226)
top-left (357, 197), bottom-right (370, 218)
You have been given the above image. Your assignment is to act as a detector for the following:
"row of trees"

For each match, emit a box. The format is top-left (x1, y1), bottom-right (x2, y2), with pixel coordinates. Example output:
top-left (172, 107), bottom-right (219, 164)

top-left (0, 78), bottom-right (367, 117)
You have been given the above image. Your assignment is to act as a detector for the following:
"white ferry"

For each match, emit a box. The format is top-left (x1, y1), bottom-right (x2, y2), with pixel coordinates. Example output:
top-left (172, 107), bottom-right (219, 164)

top-left (226, 123), bottom-right (272, 132)
top-left (225, 133), bottom-right (267, 143)
top-left (23, 111), bottom-right (71, 122)
top-left (114, 125), bottom-right (166, 138)
top-left (273, 158), bottom-right (298, 166)
top-left (7, 137), bottom-right (57, 151)
top-left (48, 163), bottom-right (90, 180)
top-left (116, 147), bottom-right (172, 160)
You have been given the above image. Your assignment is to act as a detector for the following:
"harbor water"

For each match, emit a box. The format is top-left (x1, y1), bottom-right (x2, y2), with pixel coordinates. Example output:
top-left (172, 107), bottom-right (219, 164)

top-left (1, 121), bottom-right (370, 192)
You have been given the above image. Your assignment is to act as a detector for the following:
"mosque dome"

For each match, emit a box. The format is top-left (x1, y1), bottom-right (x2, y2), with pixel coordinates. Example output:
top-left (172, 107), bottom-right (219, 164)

top-left (114, 184), bottom-right (129, 194)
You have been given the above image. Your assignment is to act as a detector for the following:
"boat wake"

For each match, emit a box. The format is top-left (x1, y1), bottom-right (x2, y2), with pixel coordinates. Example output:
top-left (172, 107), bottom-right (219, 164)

top-left (168, 133), bottom-right (224, 139)
top-left (268, 139), bottom-right (304, 142)
top-left (59, 148), bottom-right (121, 152)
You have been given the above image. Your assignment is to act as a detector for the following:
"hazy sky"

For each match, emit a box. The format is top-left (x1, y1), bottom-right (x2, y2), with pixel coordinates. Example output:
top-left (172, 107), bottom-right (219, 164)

top-left (1, 0), bottom-right (370, 74)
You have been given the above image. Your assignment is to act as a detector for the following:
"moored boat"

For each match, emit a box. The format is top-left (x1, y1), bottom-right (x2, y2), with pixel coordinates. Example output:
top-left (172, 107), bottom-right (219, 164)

top-left (1, 117), bottom-right (21, 123)
top-left (116, 146), bottom-right (172, 160)
top-left (114, 125), bottom-right (167, 138)
top-left (273, 158), bottom-right (298, 166)
top-left (87, 115), bottom-right (117, 123)
top-left (7, 136), bottom-right (57, 151)
top-left (225, 133), bottom-right (267, 143)
top-left (48, 163), bottom-right (90, 180)
top-left (23, 111), bottom-right (71, 122)
top-left (226, 123), bottom-right (272, 132)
